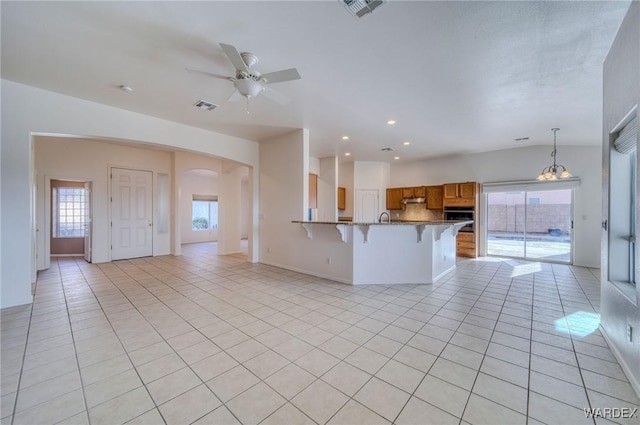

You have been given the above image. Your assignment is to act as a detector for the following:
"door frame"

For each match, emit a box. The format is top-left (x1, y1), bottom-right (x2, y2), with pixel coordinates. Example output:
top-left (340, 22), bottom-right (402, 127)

top-left (43, 175), bottom-right (94, 269)
top-left (483, 188), bottom-right (575, 264)
top-left (108, 165), bottom-right (155, 261)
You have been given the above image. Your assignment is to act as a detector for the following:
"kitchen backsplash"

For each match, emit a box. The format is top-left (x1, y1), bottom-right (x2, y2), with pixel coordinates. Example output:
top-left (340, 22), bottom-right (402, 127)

top-left (392, 203), bottom-right (444, 221)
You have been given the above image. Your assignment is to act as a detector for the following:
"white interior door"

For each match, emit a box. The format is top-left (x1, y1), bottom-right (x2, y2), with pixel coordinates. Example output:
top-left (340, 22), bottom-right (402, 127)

top-left (111, 168), bottom-right (153, 260)
top-left (84, 182), bottom-right (92, 263)
top-left (356, 189), bottom-right (379, 223)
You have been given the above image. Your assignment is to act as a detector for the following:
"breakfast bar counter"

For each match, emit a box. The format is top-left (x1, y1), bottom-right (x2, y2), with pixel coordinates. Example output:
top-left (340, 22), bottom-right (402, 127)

top-left (291, 220), bottom-right (472, 285)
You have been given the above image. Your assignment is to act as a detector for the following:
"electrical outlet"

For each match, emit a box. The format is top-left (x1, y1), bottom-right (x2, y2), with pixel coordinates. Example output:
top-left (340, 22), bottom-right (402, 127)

top-left (627, 324), bottom-right (633, 342)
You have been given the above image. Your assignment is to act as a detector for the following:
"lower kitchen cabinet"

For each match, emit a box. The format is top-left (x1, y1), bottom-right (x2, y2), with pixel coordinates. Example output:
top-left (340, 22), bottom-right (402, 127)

top-left (456, 232), bottom-right (477, 258)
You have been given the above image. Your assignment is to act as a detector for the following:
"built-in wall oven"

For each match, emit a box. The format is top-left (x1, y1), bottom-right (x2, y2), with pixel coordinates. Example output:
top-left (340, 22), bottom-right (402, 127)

top-left (444, 206), bottom-right (475, 233)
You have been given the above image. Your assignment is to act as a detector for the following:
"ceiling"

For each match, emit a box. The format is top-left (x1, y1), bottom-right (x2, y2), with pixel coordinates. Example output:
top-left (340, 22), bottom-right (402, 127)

top-left (1, 1), bottom-right (631, 162)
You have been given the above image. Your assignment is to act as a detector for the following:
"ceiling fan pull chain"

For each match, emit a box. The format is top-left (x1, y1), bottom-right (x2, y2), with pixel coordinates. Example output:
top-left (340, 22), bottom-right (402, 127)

top-left (246, 97), bottom-right (250, 114)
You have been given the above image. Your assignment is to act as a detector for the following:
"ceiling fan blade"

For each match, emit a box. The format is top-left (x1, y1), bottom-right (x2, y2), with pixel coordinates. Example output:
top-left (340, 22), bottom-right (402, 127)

top-left (186, 68), bottom-right (234, 81)
top-left (227, 89), bottom-right (244, 102)
top-left (261, 68), bottom-right (301, 84)
top-left (262, 87), bottom-right (290, 105)
top-left (220, 43), bottom-right (248, 72)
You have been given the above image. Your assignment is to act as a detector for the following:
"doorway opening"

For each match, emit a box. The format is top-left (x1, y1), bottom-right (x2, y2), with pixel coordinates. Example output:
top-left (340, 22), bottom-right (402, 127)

top-left (486, 189), bottom-right (573, 263)
top-left (50, 179), bottom-right (92, 262)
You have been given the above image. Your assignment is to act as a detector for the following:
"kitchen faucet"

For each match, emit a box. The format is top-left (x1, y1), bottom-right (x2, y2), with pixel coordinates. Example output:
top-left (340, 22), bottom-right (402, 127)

top-left (378, 211), bottom-right (390, 223)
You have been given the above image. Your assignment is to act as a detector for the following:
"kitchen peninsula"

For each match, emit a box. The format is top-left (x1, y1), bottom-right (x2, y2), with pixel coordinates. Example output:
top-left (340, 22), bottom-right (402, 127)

top-left (292, 220), bottom-right (472, 285)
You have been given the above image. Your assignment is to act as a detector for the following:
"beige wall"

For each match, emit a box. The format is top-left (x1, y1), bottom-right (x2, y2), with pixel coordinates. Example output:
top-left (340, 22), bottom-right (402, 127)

top-left (601, 1), bottom-right (640, 397)
top-left (34, 137), bottom-right (172, 268)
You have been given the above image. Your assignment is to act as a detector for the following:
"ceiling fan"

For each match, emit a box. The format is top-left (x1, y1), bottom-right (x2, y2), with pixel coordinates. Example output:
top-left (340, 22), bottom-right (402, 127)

top-left (189, 43), bottom-right (301, 107)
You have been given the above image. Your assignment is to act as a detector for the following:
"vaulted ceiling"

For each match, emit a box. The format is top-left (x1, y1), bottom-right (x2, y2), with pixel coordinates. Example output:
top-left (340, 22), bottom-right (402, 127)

top-left (1, 1), bottom-right (630, 162)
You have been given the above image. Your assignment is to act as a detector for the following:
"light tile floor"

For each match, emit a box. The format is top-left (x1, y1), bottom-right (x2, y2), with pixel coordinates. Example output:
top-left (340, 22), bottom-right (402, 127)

top-left (2, 244), bottom-right (639, 425)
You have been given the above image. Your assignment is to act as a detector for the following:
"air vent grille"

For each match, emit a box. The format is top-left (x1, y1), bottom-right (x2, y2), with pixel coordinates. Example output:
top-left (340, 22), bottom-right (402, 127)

top-left (381, 147), bottom-right (394, 152)
top-left (340, 0), bottom-right (386, 18)
top-left (194, 100), bottom-right (218, 111)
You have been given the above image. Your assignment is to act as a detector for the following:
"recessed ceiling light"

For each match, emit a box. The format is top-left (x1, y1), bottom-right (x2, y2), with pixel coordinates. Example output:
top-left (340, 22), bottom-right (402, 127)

top-left (342, 136), bottom-right (349, 140)
top-left (119, 85), bottom-right (133, 93)
top-left (403, 141), bottom-right (411, 146)
top-left (394, 156), bottom-right (400, 160)
top-left (387, 120), bottom-right (396, 125)
top-left (345, 152), bottom-right (351, 156)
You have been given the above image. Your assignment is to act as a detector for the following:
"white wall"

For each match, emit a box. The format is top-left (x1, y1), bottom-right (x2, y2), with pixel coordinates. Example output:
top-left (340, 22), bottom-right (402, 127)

top-left (259, 129), bottom-right (309, 267)
top-left (218, 164), bottom-right (245, 255)
top-left (34, 137), bottom-right (173, 267)
top-left (390, 145), bottom-right (602, 268)
top-left (317, 157), bottom-right (338, 222)
top-left (601, 1), bottom-right (640, 397)
top-left (1, 80), bottom-right (259, 309)
top-left (180, 170), bottom-right (219, 244)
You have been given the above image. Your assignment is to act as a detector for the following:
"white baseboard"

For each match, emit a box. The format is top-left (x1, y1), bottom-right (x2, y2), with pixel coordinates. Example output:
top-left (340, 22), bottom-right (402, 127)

top-left (258, 260), bottom-right (352, 285)
top-left (600, 325), bottom-right (640, 399)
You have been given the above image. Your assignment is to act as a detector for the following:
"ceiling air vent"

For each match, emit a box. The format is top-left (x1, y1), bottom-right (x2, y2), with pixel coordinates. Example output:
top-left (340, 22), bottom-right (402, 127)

top-left (381, 147), bottom-right (394, 152)
top-left (194, 100), bottom-right (218, 111)
top-left (340, 0), bottom-right (386, 18)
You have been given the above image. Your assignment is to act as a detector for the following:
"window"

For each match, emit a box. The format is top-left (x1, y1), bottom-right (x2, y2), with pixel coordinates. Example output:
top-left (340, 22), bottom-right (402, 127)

top-left (52, 187), bottom-right (86, 238)
top-left (609, 113), bottom-right (637, 286)
top-left (192, 195), bottom-right (218, 230)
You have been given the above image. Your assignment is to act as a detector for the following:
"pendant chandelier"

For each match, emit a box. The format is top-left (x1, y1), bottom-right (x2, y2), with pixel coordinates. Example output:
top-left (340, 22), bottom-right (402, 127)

top-left (536, 128), bottom-right (572, 181)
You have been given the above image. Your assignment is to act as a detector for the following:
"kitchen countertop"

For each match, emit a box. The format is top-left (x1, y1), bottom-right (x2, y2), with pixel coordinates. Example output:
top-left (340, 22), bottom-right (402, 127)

top-left (292, 220), bottom-right (472, 226)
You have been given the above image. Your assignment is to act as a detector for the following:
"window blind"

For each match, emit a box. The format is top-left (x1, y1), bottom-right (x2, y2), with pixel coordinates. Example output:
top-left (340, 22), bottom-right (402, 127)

top-left (482, 177), bottom-right (581, 194)
top-left (613, 116), bottom-right (638, 155)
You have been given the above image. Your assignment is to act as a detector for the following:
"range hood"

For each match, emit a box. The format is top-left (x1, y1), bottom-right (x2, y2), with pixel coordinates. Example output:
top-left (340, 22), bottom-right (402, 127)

top-left (402, 197), bottom-right (426, 204)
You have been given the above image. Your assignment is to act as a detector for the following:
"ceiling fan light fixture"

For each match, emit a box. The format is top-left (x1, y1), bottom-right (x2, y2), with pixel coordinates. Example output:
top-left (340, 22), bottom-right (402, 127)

top-left (234, 78), bottom-right (264, 99)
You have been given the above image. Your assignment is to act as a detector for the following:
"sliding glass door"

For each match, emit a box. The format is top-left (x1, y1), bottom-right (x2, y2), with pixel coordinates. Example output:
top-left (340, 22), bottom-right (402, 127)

top-left (487, 189), bottom-right (572, 263)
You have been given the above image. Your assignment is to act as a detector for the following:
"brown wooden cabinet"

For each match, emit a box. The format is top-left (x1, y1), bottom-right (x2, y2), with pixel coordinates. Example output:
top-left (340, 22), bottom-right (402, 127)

top-left (426, 185), bottom-right (443, 210)
top-left (443, 183), bottom-right (459, 199)
top-left (309, 173), bottom-right (318, 209)
top-left (443, 181), bottom-right (479, 257)
top-left (444, 182), bottom-right (476, 199)
top-left (459, 182), bottom-right (476, 198)
top-left (337, 187), bottom-right (346, 210)
top-left (386, 188), bottom-right (404, 210)
top-left (456, 232), bottom-right (477, 258)
top-left (443, 182), bottom-right (478, 207)
top-left (413, 186), bottom-right (426, 198)
top-left (402, 187), bottom-right (414, 199)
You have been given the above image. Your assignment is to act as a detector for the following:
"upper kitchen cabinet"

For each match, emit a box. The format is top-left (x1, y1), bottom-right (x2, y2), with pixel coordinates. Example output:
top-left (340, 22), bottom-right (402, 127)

top-left (413, 186), bottom-right (426, 198)
top-left (401, 186), bottom-right (426, 199)
top-left (338, 187), bottom-right (346, 210)
top-left (443, 182), bottom-right (478, 206)
top-left (309, 173), bottom-right (318, 209)
top-left (426, 186), bottom-right (443, 210)
top-left (386, 188), bottom-right (404, 210)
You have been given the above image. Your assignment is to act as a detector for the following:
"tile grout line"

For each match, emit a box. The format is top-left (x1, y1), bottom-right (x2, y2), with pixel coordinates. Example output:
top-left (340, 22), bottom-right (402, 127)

top-left (71, 257), bottom-right (172, 425)
top-left (550, 264), bottom-right (597, 425)
top-left (8, 277), bottom-right (36, 425)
